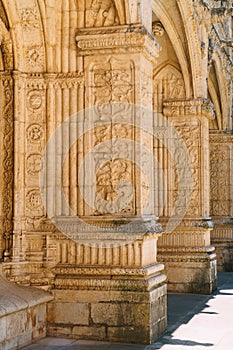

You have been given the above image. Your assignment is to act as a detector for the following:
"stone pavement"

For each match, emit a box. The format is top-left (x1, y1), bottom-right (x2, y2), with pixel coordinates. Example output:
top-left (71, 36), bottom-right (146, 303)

top-left (21, 272), bottom-right (233, 350)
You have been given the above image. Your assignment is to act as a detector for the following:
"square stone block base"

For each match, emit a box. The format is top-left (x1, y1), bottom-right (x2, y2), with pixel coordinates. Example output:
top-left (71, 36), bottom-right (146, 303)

top-left (212, 239), bottom-right (233, 272)
top-left (47, 283), bottom-right (167, 344)
top-left (158, 251), bottom-right (217, 294)
top-left (211, 226), bottom-right (233, 272)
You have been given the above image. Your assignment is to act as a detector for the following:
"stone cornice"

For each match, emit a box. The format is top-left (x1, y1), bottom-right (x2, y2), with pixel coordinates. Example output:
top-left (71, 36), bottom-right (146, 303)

top-left (76, 24), bottom-right (161, 63)
top-left (163, 98), bottom-right (215, 119)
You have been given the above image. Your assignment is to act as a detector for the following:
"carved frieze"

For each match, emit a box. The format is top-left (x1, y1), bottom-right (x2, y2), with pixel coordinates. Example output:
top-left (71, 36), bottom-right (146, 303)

top-left (76, 25), bottom-right (161, 63)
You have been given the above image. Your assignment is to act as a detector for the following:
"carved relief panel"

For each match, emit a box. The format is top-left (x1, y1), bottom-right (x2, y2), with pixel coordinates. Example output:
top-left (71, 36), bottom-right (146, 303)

top-left (210, 140), bottom-right (232, 217)
top-left (82, 57), bottom-right (135, 216)
top-left (25, 77), bottom-right (46, 222)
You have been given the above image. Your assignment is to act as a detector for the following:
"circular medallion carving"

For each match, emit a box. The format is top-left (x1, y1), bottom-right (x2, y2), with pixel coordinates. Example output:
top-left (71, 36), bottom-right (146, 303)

top-left (27, 90), bottom-right (43, 111)
top-left (26, 190), bottom-right (42, 210)
top-left (27, 124), bottom-right (44, 143)
top-left (27, 154), bottom-right (42, 175)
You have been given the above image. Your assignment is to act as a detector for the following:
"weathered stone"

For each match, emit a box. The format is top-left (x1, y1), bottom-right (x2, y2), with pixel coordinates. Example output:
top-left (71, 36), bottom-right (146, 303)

top-left (0, 0), bottom-right (231, 346)
top-left (47, 302), bottom-right (89, 325)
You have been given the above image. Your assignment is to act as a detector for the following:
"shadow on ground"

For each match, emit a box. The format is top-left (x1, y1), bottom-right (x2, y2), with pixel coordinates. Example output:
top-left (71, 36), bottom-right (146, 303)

top-left (22, 272), bottom-right (233, 350)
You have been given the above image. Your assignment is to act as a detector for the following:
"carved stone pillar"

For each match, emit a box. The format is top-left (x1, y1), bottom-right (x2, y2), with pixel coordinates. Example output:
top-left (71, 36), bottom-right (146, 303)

top-left (157, 99), bottom-right (217, 294)
top-left (47, 26), bottom-right (167, 344)
top-left (210, 132), bottom-right (233, 271)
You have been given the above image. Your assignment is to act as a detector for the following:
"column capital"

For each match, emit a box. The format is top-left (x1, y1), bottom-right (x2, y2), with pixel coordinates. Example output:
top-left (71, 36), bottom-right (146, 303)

top-left (76, 24), bottom-right (161, 63)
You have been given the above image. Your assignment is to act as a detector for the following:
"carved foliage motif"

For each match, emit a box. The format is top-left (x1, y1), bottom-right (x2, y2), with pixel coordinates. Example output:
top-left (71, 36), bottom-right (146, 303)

top-left (19, 8), bottom-right (40, 30)
top-left (26, 46), bottom-right (45, 68)
top-left (85, 0), bottom-right (119, 28)
top-left (172, 121), bottom-right (201, 216)
top-left (210, 143), bottom-right (231, 216)
top-left (83, 59), bottom-right (135, 215)
top-left (95, 159), bottom-right (134, 214)
top-left (93, 67), bottom-right (133, 105)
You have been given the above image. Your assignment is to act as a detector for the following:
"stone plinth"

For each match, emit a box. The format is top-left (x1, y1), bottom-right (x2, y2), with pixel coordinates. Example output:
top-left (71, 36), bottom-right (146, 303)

top-left (47, 230), bottom-right (167, 344)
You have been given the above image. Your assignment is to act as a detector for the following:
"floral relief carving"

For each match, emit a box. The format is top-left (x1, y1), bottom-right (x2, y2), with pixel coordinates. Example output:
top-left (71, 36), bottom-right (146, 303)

top-left (95, 159), bottom-right (134, 214)
top-left (19, 8), bottom-right (40, 30)
top-left (93, 68), bottom-right (133, 104)
top-left (26, 190), bottom-right (42, 211)
top-left (210, 144), bottom-right (230, 216)
top-left (26, 45), bottom-right (45, 68)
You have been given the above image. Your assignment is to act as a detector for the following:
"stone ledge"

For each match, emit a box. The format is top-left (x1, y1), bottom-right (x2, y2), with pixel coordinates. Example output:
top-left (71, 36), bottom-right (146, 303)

top-left (0, 265), bottom-right (53, 350)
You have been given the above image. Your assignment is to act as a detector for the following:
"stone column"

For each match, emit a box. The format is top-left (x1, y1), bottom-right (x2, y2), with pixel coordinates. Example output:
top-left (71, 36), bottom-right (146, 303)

top-left (47, 26), bottom-right (167, 344)
top-left (157, 99), bottom-right (217, 294)
top-left (210, 132), bottom-right (233, 271)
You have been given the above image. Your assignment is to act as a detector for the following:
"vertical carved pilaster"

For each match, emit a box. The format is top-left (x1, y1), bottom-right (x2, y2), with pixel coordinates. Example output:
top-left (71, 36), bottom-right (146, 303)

top-left (157, 99), bottom-right (217, 294)
top-left (210, 132), bottom-right (233, 271)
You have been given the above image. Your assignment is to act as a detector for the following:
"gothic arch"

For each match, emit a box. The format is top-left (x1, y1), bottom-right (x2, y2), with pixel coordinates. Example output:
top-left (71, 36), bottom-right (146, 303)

top-left (210, 52), bottom-right (231, 130)
top-left (1, 0), bottom-right (46, 72)
top-left (153, 64), bottom-right (186, 111)
top-left (176, 0), bottom-right (203, 98)
top-left (152, 0), bottom-right (192, 98)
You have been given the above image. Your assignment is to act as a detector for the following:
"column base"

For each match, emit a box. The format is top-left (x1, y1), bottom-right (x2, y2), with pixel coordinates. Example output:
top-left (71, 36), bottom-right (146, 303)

top-left (158, 246), bottom-right (217, 294)
top-left (157, 223), bottom-right (217, 294)
top-left (47, 264), bottom-right (167, 344)
top-left (211, 223), bottom-right (233, 272)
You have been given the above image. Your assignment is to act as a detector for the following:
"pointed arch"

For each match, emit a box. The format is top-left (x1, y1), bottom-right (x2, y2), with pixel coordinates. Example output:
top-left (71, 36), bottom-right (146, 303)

top-left (176, 0), bottom-right (203, 98)
top-left (153, 64), bottom-right (186, 112)
top-left (210, 52), bottom-right (231, 130)
top-left (152, 0), bottom-right (192, 98)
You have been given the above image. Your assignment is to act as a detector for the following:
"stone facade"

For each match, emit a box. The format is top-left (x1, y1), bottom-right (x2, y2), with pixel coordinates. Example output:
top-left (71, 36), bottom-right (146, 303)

top-left (0, 0), bottom-right (231, 346)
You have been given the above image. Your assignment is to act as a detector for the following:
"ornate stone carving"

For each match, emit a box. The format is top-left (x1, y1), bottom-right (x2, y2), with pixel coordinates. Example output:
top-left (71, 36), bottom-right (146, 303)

top-left (85, 0), bottom-right (120, 28)
top-left (76, 25), bottom-right (161, 62)
top-left (1, 74), bottom-right (13, 260)
top-left (26, 45), bottom-right (45, 67)
top-left (163, 98), bottom-right (215, 119)
top-left (26, 190), bottom-right (42, 211)
top-left (26, 124), bottom-right (44, 143)
top-left (154, 66), bottom-right (186, 111)
top-left (27, 90), bottom-right (43, 111)
top-left (26, 154), bottom-right (43, 175)
top-left (19, 8), bottom-right (40, 30)
top-left (210, 141), bottom-right (232, 216)
top-left (152, 22), bottom-right (165, 37)
top-left (95, 159), bottom-right (134, 214)
top-left (93, 66), bottom-right (133, 104)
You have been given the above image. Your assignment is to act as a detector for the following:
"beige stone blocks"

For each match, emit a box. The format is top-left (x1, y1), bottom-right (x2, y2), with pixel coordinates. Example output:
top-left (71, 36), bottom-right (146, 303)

top-left (48, 283), bottom-right (167, 344)
top-left (48, 302), bottom-right (89, 326)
